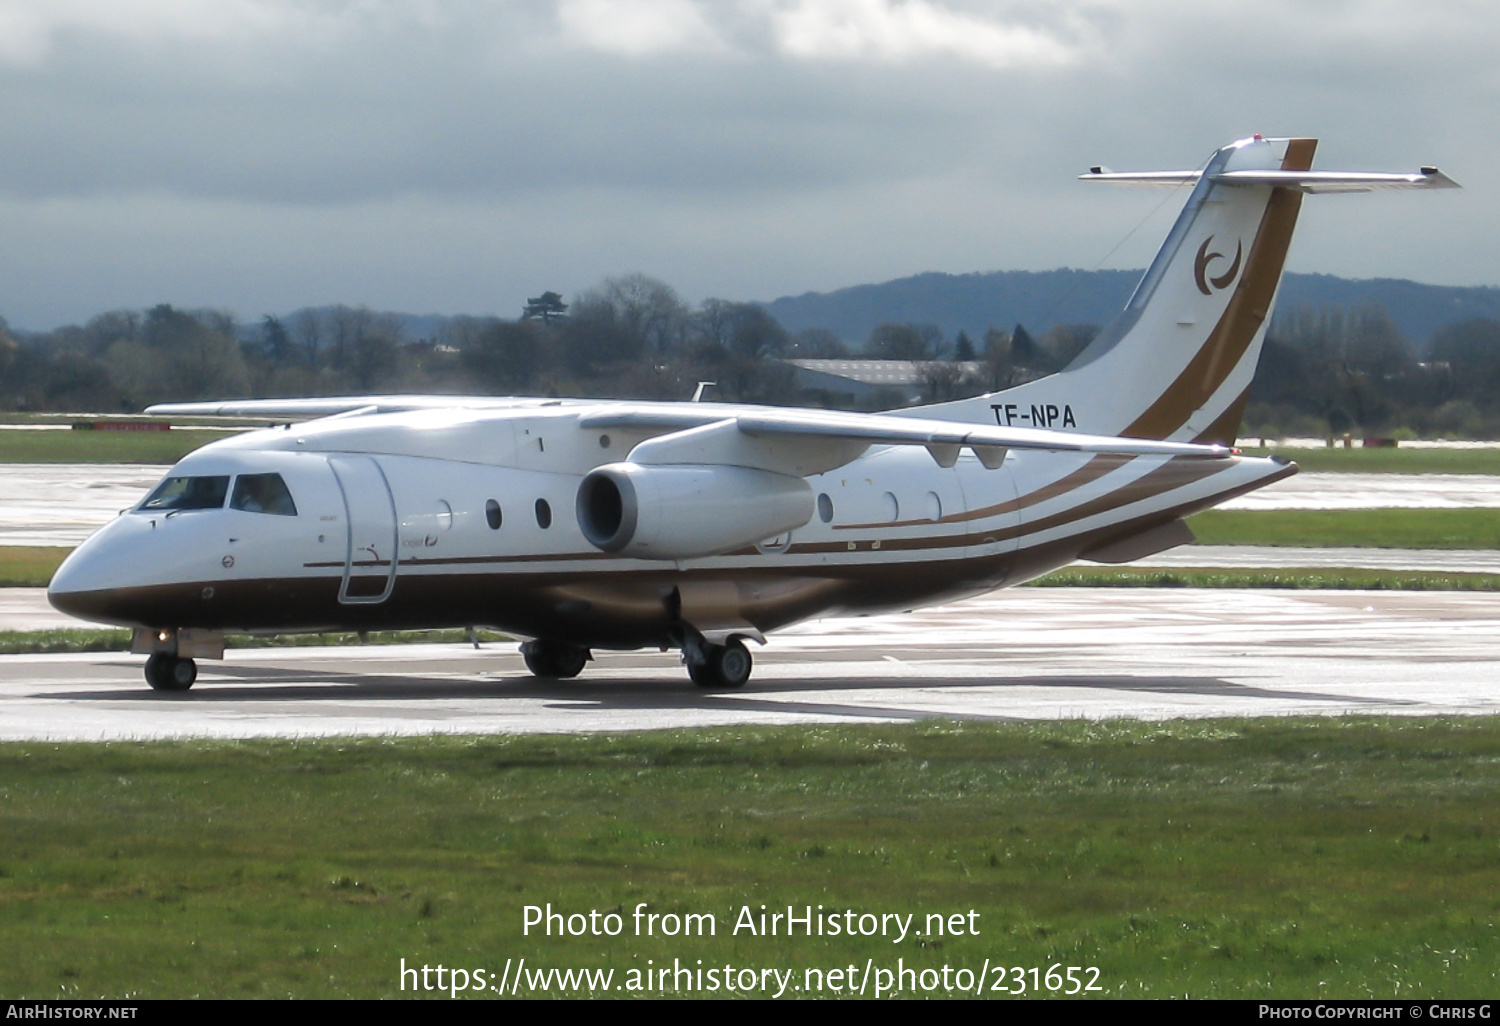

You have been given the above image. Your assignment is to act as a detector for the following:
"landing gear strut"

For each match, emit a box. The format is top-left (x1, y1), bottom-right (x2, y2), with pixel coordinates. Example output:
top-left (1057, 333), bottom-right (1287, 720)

top-left (144, 653), bottom-right (197, 691)
top-left (685, 637), bottom-right (753, 689)
top-left (521, 640), bottom-right (591, 679)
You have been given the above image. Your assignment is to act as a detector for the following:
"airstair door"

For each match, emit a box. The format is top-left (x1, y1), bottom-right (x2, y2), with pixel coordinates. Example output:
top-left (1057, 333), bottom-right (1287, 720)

top-left (329, 455), bottom-right (399, 605)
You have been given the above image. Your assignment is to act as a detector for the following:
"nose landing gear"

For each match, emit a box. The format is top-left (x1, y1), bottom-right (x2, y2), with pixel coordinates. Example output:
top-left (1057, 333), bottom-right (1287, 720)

top-left (144, 653), bottom-right (198, 691)
top-left (132, 627), bottom-right (220, 691)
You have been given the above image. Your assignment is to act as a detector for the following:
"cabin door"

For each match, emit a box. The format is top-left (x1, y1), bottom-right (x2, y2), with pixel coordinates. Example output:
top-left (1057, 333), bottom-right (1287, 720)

top-left (329, 455), bottom-right (399, 605)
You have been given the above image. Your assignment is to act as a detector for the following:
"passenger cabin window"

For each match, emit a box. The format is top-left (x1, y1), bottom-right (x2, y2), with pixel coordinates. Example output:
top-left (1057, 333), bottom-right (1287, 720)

top-left (139, 475), bottom-right (230, 512)
top-left (485, 499), bottom-right (502, 529)
top-left (231, 473), bottom-right (298, 516)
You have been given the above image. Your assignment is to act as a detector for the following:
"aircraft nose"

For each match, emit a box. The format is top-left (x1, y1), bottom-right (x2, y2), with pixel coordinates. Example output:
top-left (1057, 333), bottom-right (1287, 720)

top-left (46, 518), bottom-right (158, 627)
top-left (47, 545), bottom-right (122, 623)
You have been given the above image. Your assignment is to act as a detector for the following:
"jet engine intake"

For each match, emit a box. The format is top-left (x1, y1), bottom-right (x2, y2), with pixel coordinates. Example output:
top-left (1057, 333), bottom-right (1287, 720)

top-left (576, 462), bottom-right (813, 560)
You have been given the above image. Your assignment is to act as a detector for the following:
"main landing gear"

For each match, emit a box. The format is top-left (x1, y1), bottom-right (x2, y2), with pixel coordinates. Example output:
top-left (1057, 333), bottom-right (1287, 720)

top-left (144, 653), bottom-right (198, 691)
top-left (519, 636), bottom-right (756, 687)
top-left (521, 639), bottom-right (591, 679)
top-left (684, 637), bottom-right (753, 689)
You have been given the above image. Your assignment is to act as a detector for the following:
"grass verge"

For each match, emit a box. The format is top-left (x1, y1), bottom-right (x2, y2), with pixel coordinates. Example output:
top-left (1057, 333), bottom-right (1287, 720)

top-left (1028, 567), bottom-right (1500, 590)
top-left (0, 428), bottom-right (237, 464)
top-left (0, 719), bottom-right (1496, 998)
top-left (1189, 508), bottom-right (1500, 549)
top-left (0, 546), bottom-right (67, 587)
top-left (0, 628), bottom-right (510, 655)
top-left (1239, 446), bottom-right (1500, 474)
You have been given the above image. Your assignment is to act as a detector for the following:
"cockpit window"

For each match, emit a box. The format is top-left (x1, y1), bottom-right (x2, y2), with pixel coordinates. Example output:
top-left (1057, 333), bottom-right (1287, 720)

top-left (231, 473), bottom-right (298, 516)
top-left (138, 475), bottom-right (231, 512)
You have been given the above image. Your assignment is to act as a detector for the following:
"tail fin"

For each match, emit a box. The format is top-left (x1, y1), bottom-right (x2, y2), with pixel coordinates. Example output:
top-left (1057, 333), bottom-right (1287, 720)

top-left (915, 136), bottom-right (1457, 444)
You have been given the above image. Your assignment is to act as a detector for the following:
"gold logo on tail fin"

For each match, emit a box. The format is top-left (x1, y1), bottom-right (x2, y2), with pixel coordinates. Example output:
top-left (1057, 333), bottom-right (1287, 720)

top-left (1194, 236), bottom-right (1243, 295)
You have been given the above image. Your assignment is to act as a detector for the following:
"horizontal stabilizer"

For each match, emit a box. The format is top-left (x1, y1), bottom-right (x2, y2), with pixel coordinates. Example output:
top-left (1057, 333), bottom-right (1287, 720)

top-left (1078, 170), bottom-right (1201, 186)
top-left (1082, 167), bottom-right (1460, 193)
top-left (1212, 168), bottom-right (1461, 193)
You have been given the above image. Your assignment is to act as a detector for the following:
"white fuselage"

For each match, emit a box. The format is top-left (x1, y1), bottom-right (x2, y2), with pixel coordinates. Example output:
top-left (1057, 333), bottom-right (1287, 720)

top-left (47, 399), bottom-right (1292, 647)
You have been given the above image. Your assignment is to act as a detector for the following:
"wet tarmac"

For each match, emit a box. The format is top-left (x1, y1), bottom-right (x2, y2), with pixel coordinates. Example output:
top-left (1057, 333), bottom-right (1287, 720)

top-left (0, 464), bottom-right (164, 546)
top-left (2, 588), bottom-right (1498, 741)
top-left (1221, 472), bottom-right (1500, 510)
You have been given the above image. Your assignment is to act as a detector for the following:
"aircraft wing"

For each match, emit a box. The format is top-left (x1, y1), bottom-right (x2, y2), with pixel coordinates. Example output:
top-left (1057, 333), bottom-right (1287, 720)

top-left (584, 405), bottom-right (1229, 474)
top-left (586, 406), bottom-right (1224, 454)
top-left (144, 395), bottom-right (549, 418)
top-left (146, 394), bottom-right (1229, 476)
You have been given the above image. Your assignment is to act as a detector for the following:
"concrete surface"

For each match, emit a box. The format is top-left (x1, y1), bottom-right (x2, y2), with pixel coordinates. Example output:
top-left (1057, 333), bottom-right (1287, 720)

top-left (2, 588), bottom-right (1497, 741)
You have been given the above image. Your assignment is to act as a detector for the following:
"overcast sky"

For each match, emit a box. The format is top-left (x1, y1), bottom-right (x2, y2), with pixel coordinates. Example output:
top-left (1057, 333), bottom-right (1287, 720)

top-left (0, 0), bottom-right (1490, 330)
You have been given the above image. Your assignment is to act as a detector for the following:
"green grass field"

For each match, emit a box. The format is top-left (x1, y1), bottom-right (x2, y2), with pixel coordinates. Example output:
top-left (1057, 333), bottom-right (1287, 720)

top-left (1, 719), bottom-right (1496, 999)
top-left (0, 428), bottom-right (239, 464)
top-left (1239, 445), bottom-right (1500, 474)
top-left (1189, 508), bottom-right (1500, 549)
top-left (1031, 566), bottom-right (1500, 590)
top-left (0, 546), bottom-right (70, 587)
top-left (0, 628), bottom-right (511, 655)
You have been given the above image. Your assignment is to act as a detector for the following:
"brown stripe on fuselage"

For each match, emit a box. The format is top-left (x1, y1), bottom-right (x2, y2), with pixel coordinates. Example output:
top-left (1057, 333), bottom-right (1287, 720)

top-left (837, 452), bottom-right (1133, 531)
top-left (1124, 139), bottom-right (1315, 442)
top-left (307, 551), bottom-right (613, 569)
top-left (56, 462), bottom-right (1286, 649)
top-left (793, 454), bottom-right (1236, 553)
top-left (1006, 455), bottom-right (1297, 585)
top-left (986, 454), bottom-right (1235, 543)
top-left (55, 562), bottom-right (984, 648)
top-left (65, 456), bottom-right (1285, 649)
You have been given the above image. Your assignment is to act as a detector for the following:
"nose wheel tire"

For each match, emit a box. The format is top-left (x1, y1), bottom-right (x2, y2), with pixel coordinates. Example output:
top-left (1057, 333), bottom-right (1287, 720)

top-left (521, 640), bottom-right (591, 679)
top-left (688, 638), bottom-right (752, 689)
top-left (144, 654), bottom-right (197, 691)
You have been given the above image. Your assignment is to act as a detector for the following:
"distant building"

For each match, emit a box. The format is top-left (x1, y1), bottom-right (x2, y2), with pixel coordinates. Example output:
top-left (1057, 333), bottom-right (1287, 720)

top-left (783, 359), bottom-right (987, 405)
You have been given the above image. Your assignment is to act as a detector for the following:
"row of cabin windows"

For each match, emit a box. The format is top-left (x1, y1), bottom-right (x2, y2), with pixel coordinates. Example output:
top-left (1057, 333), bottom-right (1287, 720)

top-left (140, 478), bottom-right (930, 534)
top-left (490, 492), bottom-right (942, 531)
top-left (137, 476), bottom-right (551, 531)
top-left (485, 498), bottom-right (551, 530)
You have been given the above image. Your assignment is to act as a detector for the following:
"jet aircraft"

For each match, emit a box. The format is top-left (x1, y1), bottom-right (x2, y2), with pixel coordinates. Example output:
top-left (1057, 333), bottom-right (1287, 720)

top-left (46, 137), bottom-right (1457, 691)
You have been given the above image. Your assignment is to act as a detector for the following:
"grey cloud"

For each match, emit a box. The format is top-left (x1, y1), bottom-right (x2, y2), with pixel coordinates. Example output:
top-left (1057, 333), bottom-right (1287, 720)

top-left (0, 1), bottom-right (1491, 329)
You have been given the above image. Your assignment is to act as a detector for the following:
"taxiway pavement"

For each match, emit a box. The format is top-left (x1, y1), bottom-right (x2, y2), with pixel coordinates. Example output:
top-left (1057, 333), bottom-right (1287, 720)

top-left (3, 588), bottom-right (1497, 741)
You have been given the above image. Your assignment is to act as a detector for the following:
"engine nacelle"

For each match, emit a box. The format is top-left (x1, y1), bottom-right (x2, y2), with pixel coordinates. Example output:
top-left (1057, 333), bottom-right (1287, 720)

top-left (576, 462), bottom-right (814, 560)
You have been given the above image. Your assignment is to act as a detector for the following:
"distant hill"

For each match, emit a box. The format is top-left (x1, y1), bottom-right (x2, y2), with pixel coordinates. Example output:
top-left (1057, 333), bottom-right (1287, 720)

top-left (762, 270), bottom-right (1500, 350)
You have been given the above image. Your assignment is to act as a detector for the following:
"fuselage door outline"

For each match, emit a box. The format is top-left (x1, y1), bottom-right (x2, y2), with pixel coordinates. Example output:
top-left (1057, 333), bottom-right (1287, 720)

top-left (329, 455), bottom-right (399, 605)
